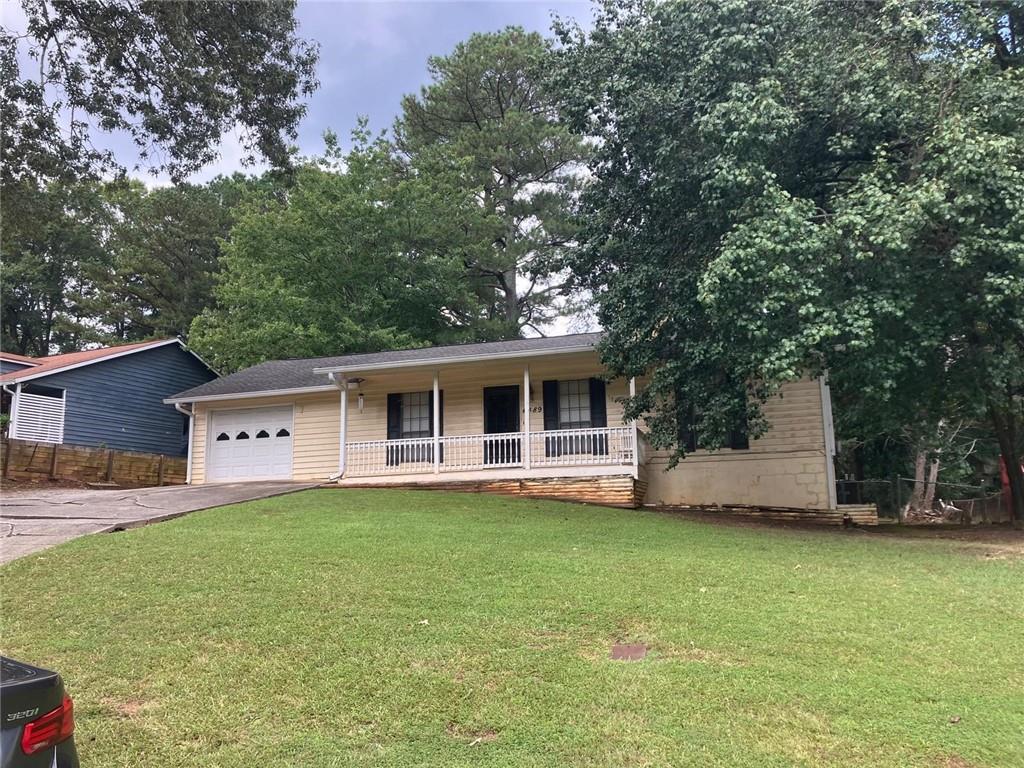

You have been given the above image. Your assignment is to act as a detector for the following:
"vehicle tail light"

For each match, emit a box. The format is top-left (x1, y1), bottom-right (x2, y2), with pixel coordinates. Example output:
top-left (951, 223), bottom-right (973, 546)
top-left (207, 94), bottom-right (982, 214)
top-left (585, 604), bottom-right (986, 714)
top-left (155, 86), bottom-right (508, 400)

top-left (21, 695), bottom-right (75, 755)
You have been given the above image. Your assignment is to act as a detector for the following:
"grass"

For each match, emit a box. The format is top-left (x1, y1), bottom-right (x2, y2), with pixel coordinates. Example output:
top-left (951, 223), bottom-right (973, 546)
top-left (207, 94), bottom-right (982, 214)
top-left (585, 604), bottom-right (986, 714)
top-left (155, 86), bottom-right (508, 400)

top-left (2, 489), bottom-right (1022, 767)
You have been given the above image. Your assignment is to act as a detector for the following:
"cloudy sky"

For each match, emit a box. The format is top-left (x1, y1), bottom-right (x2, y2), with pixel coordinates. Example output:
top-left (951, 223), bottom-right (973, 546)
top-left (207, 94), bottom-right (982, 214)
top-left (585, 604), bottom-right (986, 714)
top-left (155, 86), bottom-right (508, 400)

top-left (290, 1), bottom-right (590, 167)
top-left (3, 0), bottom-right (591, 182)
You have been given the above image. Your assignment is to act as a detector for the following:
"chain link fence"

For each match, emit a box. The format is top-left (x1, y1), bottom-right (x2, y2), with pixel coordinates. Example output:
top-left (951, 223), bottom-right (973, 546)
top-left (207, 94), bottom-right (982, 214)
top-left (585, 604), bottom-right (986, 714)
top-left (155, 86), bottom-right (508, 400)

top-left (836, 477), bottom-right (1009, 524)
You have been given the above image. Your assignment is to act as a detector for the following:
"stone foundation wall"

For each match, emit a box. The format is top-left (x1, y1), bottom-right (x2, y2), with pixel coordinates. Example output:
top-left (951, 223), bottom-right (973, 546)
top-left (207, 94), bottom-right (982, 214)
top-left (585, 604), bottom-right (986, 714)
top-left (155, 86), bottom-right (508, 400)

top-left (339, 474), bottom-right (644, 508)
top-left (644, 451), bottom-right (832, 510)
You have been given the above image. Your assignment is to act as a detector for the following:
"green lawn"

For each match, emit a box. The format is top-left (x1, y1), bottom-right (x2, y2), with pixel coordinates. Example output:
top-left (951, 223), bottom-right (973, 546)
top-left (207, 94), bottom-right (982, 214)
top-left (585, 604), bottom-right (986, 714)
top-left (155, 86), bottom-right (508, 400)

top-left (2, 490), bottom-right (1022, 767)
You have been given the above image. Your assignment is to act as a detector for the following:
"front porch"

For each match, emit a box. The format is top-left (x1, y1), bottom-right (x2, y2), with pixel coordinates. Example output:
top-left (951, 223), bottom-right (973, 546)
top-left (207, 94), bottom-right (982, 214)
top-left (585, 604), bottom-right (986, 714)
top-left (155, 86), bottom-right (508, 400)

top-left (319, 351), bottom-right (646, 504)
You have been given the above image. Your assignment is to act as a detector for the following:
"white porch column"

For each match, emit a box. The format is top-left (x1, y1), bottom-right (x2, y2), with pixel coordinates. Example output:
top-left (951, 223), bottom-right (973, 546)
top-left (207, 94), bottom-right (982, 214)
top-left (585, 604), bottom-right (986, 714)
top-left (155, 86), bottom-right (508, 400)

top-left (432, 370), bottom-right (440, 474)
top-left (629, 377), bottom-right (639, 477)
top-left (339, 378), bottom-right (348, 478)
top-left (522, 365), bottom-right (531, 469)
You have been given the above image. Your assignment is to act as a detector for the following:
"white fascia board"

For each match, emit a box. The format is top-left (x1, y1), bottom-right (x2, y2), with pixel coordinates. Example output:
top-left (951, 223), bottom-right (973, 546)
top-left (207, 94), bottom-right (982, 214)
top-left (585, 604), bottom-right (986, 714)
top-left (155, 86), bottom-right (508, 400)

top-left (311, 344), bottom-right (598, 376)
top-left (183, 346), bottom-right (220, 376)
top-left (1, 338), bottom-right (182, 385)
top-left (163, 384), bottom-right (337, 405)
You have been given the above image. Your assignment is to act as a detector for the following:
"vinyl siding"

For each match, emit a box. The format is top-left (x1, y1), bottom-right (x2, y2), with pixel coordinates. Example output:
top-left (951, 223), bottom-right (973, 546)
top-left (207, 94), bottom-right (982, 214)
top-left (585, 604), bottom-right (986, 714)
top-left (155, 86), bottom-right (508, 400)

top-left (344, 351), bottom-right (627, 441)
top-left (0, 360), bottom-right (35, 375)
top-left (191, 391), bottom-right (340, 484)
top-left (187, 351), bottom-right (833, 509)
top-left (28, 344), bottom-right (215, 456)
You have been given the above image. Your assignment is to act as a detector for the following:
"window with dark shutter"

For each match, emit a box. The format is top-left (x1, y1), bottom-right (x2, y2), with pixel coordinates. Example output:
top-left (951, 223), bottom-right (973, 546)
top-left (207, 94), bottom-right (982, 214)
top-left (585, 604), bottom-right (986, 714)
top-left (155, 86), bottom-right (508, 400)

top-left (545, 378), bottom-right (609, 456)
top-left (677, 402), bottom-right (698, 453)
top-left (558, 379), bottom-right (591, 428)
top-left (386, 390), bottom-right (443, 465)
top-left (729, 411), bottom-right (750, 450)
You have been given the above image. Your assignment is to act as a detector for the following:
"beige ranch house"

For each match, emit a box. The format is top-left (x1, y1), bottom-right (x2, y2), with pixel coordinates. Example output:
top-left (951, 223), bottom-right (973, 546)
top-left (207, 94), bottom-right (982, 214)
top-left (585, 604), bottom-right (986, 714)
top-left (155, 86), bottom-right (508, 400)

top-left (166, 333), bottom-right (838, 510)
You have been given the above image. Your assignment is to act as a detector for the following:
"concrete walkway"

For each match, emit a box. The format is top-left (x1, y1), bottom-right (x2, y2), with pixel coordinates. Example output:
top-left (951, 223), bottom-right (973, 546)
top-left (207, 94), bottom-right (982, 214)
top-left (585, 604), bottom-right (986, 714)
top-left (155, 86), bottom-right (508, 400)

top-left (0, 481), bottom-right (318, 565)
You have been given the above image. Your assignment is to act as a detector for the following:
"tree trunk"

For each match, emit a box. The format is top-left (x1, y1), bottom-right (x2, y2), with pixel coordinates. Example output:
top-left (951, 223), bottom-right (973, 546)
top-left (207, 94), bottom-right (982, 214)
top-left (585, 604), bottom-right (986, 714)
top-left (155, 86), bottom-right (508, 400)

top-left (908, 449), bottom-right (928, 513)
top-left (923, 456), bottom-right (940, 512)
top-left (989, 399), bottom-right (1024, 527)
top-left (503, 266), bottom-right (518, 330)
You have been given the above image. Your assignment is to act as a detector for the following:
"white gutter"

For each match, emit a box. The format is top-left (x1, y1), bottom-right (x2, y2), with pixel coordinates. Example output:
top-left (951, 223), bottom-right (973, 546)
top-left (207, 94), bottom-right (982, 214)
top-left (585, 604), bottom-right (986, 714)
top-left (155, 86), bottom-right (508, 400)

top-left (174, 402), bottom-right (195, 485)
top-left (312, 343), bottom-right (597, 376)
top-left (2, 384), bottom-right (19, 439)
top-left (163, 384), bottom-right (337, 406)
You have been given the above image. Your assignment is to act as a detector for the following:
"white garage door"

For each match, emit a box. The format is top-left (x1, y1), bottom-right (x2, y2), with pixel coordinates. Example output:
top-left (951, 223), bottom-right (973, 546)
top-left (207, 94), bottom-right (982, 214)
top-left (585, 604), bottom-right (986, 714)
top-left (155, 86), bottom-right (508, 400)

top-left (207, 406), bottom-right (293, 481)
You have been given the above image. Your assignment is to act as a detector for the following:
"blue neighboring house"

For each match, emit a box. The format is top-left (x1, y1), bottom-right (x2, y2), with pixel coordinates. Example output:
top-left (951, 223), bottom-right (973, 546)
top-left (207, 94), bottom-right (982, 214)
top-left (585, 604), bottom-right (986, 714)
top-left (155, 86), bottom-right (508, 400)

top-left (0, 339), bottom-right (216, 456)
top-left (0, 351), bottom-right (40, 375)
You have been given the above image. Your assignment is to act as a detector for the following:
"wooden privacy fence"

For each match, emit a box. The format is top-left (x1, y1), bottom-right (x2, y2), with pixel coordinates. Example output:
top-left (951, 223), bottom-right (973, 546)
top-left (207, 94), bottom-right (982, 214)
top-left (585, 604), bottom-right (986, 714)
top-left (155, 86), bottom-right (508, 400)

top-left (1, 439), bottom-right (186, 487)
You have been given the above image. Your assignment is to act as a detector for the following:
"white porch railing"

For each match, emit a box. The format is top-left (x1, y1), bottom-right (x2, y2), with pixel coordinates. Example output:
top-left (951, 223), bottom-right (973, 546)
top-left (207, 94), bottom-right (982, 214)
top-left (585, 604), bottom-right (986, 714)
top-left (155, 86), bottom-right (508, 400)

top-left (528, 427), bottom-right (635, 468)
top-left (345, 426), bottom-right (635, 478)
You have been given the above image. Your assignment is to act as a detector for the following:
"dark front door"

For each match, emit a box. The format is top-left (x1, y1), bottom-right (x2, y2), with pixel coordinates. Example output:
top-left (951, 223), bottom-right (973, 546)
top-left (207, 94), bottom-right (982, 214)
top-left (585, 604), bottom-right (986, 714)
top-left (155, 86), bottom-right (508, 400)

top-left (483, 386), bottom-right (521, 465)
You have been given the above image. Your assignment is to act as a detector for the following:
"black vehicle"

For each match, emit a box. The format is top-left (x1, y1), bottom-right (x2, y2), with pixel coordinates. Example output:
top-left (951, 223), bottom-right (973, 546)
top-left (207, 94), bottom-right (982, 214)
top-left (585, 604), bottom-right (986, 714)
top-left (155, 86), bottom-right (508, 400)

top-left (0, 657), bottom-right (78, 768)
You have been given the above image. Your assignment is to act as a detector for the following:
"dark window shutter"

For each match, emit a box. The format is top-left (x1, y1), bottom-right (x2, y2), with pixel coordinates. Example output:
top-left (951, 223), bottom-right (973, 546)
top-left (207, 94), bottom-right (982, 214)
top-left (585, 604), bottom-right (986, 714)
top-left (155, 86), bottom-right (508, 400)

top-left (730, 409), bottom-right (749, 450)
top-left (588, 378), bottom-right (607, 428)
top-left (677, 402), bottom-right (697, 453)
top-left (386, 393), bottom-right (401, 439)
top-left (542, 380), bottom-right (559, 430)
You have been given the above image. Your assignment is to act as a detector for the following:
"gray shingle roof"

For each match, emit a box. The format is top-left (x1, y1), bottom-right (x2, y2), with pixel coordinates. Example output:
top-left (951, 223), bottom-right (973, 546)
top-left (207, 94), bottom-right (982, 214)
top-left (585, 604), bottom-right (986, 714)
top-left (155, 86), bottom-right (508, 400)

top-left (168, 333), bottom-right (602, 402)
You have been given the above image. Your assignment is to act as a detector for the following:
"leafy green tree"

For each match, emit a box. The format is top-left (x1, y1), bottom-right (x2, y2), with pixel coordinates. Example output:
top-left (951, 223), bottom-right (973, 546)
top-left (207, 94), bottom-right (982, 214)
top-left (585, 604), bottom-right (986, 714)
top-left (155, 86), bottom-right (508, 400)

top-left (555, 1), bottom-right (1024, 522)
top-left (2, 0), bottom-right (317, 185)
top-left (0, 180), bottom-right (108, 355)
top-left (189, 131), bottom-right (489, 372)
top-left (397, 27), bottom-right (584, 336)
top-left (1, 0), bottom-right (317, 354)
top-left (75, 177), bottom-right (257, 343)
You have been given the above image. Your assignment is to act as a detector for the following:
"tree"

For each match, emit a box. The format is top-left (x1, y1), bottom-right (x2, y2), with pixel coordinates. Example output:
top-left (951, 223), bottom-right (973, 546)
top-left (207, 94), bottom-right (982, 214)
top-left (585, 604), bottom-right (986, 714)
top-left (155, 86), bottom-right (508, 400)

top-left (2, 0), bottom-right (318, 185)
top-left (0, 179), bottom-right (108, 355)
top-left (189, 131), bottom-right (489, 372)
top-left (396, 27), bottom-right (584, 336)
top-left (76, 177), bottom-right (253, 343)
top-left (2, 0), bottom-right (317, 354)
top-left (555, 1), bottom-right (1024, 522)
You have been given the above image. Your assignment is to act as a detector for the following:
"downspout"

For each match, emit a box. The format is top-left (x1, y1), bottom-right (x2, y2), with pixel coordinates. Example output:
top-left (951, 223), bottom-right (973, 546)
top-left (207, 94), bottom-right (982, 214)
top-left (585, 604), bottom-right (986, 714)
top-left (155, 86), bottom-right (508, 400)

top-left (327, 373), bottom-right (346, 482)
top-left (3, 383), bottom-right (20, 440)
top-left (819, 374), bottom-right (839, 510)
top-left (174, 402), bottom-right (195, 485)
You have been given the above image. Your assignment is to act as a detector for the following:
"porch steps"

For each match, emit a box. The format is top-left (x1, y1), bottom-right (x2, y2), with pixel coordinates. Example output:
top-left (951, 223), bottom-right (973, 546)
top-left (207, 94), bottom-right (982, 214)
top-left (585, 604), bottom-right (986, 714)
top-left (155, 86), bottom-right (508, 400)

top-left (338, 474), bottom-right (645, 508)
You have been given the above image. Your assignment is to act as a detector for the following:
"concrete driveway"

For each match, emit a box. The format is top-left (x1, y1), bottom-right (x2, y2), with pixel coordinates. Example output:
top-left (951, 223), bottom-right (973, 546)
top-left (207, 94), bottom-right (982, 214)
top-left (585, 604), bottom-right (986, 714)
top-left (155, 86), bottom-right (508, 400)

top-left (0, 481), bottom-right (318, 565)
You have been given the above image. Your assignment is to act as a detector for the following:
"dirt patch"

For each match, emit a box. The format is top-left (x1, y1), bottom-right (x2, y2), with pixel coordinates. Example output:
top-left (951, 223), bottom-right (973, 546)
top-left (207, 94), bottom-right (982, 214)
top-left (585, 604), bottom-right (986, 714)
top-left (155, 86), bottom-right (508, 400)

top-left (445, 722), bottom-right (499, 745)
top-left (101, 696), bottom-right (155, 719)
top-left (938, 756), bottom-right (977, 768)
top-left (610, 643), bottom-right (648, 660)
top-left (871, 525), bottom-right (1024, 559)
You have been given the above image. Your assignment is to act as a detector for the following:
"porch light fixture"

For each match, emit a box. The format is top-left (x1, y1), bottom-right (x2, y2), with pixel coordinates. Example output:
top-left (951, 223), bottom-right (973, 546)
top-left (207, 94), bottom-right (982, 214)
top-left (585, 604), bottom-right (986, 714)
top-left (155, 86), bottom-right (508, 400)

top-left (357, 393), bottom-right (364, 412)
